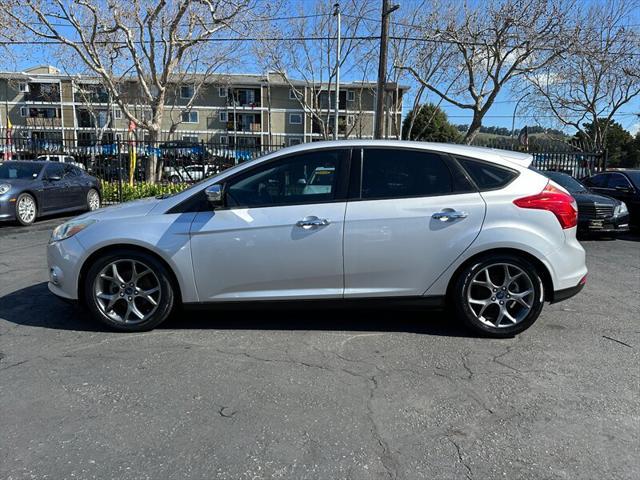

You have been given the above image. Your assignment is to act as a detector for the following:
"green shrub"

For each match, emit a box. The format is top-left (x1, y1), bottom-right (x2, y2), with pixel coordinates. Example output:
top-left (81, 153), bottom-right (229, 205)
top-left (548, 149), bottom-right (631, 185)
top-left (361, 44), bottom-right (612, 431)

top-left (101, 181), bottom-right (190, 203)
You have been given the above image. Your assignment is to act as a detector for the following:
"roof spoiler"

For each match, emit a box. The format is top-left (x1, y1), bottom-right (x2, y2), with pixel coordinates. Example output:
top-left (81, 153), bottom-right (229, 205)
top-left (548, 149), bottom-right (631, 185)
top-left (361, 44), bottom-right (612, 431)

top-left (494, 150), bottom-right (533, 168)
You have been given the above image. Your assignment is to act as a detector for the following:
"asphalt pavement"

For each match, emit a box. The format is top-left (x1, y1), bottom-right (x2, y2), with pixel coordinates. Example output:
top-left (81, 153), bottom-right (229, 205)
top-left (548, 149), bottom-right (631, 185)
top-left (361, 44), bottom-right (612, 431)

top-left (1, 215), bottom-right (638, 479)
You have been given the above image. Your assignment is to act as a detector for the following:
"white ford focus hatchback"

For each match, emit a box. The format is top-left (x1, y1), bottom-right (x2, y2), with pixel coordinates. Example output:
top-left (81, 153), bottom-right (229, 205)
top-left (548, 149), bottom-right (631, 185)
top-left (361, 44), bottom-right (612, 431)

top-left (47, 141), bottom-right (587, 336)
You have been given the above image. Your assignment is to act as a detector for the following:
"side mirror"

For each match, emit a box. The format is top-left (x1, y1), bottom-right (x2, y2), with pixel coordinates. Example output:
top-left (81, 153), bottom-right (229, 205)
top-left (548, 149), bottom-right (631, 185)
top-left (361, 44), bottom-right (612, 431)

top-left (297, 178), bottom-right (307, 185)
top-left (205, 184), bottom-right (224, 206)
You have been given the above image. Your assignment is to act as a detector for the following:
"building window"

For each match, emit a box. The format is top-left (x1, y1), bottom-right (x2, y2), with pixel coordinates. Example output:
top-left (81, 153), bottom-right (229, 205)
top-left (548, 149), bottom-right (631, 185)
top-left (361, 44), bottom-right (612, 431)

top-left (18, 82), bottom-right (29, 93)
top-left (220, 135), bottom-right (228, 144)
top-left (181, 111), bottom-right (199, 123)
top-left (182, 135), bottom-right (199, 143)
top-left (20, 107), bottom-right (28, 117)
top-left (219, 87), bottom-right (228, 98)
top-left (289, 113), bottom-right (303, 125)
top-left (219, 111), bottom-right (227, 122)
top-left (347, 114), bottom-right (354, 126)
top-left (114, 109), bottom-right (122, 119)
top-left (347, 90), bottom-right (355, 102)
top-left (288, 137), bottom-right (302, 146)
top-left (289, 88), bottom-right (301, 100)
top-left (180, 85), bottom-right (194, 99)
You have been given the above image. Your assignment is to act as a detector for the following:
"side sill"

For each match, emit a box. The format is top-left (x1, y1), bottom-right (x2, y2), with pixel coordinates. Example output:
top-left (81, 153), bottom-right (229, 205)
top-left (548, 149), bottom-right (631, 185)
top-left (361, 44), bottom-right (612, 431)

top-left (182, 295), bottom-right (447, 311)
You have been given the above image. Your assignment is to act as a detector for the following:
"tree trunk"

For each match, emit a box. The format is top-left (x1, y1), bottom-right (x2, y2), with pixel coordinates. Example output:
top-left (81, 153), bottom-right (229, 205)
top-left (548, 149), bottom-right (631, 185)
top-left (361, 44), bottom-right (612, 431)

top-left (146, 129), bottom-right (159, 184)
top-left (463, 114), bottom-right (482, 144)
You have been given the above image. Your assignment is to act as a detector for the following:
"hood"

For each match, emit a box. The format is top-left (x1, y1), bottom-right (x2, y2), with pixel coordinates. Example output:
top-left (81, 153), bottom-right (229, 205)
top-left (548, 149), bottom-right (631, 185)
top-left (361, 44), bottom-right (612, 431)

top-left (571, 191), bottom-right (620, 206)
top-left (75, 196), bottom-right (162, 221)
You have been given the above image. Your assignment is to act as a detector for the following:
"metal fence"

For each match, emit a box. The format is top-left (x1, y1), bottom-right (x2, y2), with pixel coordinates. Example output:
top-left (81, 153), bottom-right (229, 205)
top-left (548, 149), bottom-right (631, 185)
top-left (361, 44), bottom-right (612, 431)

top-left (1, 133), bottom-right (607, 203)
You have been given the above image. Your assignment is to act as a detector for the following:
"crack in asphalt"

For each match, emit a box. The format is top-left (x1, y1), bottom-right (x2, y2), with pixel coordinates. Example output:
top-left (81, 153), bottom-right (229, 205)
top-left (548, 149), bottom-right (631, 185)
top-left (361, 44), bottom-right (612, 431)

top-left (447, 438), bottom-right (473, 479)
top-left (602, 335), bottom-right (633, 349)
top-left (217, 406), bottom-right (237, 418)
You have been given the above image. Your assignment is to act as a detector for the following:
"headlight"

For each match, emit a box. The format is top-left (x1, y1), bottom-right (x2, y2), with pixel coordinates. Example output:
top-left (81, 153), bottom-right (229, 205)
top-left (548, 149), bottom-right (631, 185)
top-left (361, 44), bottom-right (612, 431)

top-left (614, 202), bottom-right (628, 216)
top-left (50, 219), bottom-right (97, 243)
top-left (0, 183), bottom-right (11, 195)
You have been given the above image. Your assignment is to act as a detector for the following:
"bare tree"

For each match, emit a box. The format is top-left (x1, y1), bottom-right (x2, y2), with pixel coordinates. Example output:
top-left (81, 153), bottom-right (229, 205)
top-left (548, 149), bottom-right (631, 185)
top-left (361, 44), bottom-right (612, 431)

top-left (2, 0), bottom-right (258, 182)
top-left (526, 0), bottom-right (640, 153)
top-left (396, 0), bottom-right (573, 144)
top-left (256, 0), bottom-right (378, 140)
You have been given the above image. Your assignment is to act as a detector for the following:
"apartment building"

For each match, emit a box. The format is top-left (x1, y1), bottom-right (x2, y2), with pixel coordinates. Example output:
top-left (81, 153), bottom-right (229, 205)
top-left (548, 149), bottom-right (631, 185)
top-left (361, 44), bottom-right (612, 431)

top-left (0, 65), bottom-right (408, 151)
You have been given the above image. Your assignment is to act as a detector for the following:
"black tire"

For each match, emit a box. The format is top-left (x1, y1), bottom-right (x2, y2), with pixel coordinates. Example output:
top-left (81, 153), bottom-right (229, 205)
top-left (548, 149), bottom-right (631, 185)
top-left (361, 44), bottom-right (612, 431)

top-left (15, 192), bottom-right (37, 226)
top-left (169, 175), bottom-right (181, 184)
top-left (86, 188), bottom-right (101, 211)
top-left (451, 253), bottom-right (545, 338)
top-left (83, 249), bottom-right (176, 332)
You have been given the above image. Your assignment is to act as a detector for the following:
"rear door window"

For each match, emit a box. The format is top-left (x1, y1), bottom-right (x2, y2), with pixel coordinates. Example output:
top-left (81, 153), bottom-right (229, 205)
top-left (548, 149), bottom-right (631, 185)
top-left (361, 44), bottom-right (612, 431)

top-left (360, 148), bottom-right (455, 199)
top-left (45, 163), bottom-right (65, 179)
top-left (457, 158), bottom-right (518, 190)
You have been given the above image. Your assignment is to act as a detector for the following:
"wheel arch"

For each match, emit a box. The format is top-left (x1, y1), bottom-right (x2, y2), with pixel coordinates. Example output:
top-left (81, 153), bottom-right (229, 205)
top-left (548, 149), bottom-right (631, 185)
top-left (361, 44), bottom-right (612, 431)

top-left (77, 243), bottom-right (183, 306)
top-left (445, 247), bottom-right (555, 303)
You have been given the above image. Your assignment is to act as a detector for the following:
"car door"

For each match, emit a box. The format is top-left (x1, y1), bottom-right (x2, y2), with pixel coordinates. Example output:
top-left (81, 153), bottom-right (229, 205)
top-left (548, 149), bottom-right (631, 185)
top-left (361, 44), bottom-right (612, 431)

top-left (41, 163), bottom-right (69, 211)
top-left (343, 147), bottom-right (486, 298)
top-left (62, 164), bottom-right (85, 207)
top-left (189, 148), bottom-right (350, 301)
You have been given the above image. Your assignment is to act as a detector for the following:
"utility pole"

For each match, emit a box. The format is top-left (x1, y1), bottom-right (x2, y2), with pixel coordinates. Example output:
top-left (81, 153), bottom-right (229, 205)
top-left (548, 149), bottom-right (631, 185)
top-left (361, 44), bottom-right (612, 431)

top-left (374, 0), bottom-right (399, 139)
top-left (333, 3), bottom-right (341, 141)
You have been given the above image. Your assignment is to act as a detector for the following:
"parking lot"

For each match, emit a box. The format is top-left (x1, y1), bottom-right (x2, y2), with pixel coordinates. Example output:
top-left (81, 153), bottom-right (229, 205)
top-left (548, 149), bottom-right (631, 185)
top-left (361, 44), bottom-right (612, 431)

top-left (0, 217), bottom-right (638, 480)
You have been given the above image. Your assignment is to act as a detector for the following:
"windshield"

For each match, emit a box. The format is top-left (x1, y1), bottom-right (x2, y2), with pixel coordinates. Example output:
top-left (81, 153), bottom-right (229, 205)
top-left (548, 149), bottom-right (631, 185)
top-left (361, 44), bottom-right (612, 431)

top-left (0, 162), bottom-right (43, 180)
top-left (544, 171), bottom-right (588, 194)
top-left (623, 171), bottom-right (640, 189)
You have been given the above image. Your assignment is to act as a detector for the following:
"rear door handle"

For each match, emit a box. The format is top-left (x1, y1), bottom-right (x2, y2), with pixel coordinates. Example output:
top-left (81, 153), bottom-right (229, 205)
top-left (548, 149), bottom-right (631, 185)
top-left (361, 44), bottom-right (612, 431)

top-left (432, 210), bottom-right (468, 221)
top-left (296, 216), bottom-right (330, 229)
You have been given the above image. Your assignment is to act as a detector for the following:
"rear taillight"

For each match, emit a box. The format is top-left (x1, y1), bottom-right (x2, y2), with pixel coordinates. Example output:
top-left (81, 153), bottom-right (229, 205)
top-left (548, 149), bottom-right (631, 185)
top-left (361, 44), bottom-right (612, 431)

top-left (513, 182), bottom-right (578, 229)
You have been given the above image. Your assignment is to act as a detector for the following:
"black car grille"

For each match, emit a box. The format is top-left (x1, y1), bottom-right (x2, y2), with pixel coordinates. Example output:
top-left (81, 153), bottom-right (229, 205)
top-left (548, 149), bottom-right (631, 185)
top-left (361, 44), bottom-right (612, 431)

top-left (580, 204), bottom-right (614, 219)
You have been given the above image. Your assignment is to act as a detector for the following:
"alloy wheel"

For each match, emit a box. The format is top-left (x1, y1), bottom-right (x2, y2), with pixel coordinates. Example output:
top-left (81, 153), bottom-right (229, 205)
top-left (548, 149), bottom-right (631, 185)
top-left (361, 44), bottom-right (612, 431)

top-left (467, 263), bottom-right (535, 328)
top-left (88, 190), bottom-right (100, 210)
top-left (17, 195), bottom-right (36, 224)
top-left (93, 259), bottom-right (161, 324)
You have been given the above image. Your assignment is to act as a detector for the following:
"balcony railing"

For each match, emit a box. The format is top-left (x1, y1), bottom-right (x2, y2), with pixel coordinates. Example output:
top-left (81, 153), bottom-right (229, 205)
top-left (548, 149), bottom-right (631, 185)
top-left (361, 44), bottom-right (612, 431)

top-left (26, 117), bottom-right (62, 127)
top-left (227, 122), bottom-right (261, 132)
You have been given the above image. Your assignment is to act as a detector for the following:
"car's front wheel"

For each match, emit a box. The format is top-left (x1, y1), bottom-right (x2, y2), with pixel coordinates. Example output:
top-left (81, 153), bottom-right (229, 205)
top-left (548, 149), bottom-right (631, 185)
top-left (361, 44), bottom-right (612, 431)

top-left (452, 253), bottom-right (544, 337)
top-left (15, 193), bottom-right (37, 226)
top-left (83, 250), bottom-right (175, 331)
top-left (86, 188), bottom-right (101, 211)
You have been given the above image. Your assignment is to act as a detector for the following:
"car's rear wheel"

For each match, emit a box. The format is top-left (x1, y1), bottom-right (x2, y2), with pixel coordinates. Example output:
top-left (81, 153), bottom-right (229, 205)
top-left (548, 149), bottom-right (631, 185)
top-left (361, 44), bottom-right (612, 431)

top-left (83, 250), bottom-right (175, 331)
top-left (169, 175), bottom-right (181, 184)
top-left (86, 188), bottom-right (101, 211)
top-left (452, 253), bottom-right (544, 337)
top-left (15, 193), bottom-right (37, 226)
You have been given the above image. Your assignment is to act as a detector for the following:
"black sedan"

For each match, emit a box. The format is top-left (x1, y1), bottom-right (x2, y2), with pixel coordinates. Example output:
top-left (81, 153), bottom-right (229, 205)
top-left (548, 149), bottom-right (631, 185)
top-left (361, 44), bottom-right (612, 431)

top-left (0, 161), bottom-right (101, 226)
top-left (541, 170), bottom-right (630, 234)
top-left (583, 169), bottom-right (640, 229)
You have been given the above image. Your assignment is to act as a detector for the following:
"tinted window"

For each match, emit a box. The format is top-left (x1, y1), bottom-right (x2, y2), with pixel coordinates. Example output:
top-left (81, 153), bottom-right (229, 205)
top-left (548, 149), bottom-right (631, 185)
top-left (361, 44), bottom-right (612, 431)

top-left (624, 171), bottom-right (640, 189)
top-left (361, 148), bottom-right (453, 199)
top-left (45, 163), bottom-right (65, 179)
top-left (458, 158), bottom-right (517, 190)
top-left (63, 164), bottom-right (79, 178)
top-left (586, 174), bottom-right (608, 187)
top-left (0, 162), bottom-right (43, 179)
top-left (607, 173), bottom-right (632, 189)
top-left (226, 149), bottom-right (346, 208)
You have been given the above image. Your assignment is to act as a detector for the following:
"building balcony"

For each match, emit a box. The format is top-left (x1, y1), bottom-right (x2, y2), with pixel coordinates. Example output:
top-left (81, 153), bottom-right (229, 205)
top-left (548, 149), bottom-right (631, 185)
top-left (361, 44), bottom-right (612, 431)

top-left (25, 117), bottom-right (62, 127)
top-left (227, 122), bottom-right (261, 133)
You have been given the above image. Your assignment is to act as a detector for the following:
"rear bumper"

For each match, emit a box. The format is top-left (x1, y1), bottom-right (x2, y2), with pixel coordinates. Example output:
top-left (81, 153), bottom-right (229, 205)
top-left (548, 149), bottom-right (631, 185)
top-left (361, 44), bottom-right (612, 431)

top-left (551, 277), bottom-right (586, 303)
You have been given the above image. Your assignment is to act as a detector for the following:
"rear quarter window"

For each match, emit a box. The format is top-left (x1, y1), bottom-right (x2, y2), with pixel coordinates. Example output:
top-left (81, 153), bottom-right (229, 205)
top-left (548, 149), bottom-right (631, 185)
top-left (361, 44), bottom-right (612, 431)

top-left (457, 157), bottom-right (518, 190)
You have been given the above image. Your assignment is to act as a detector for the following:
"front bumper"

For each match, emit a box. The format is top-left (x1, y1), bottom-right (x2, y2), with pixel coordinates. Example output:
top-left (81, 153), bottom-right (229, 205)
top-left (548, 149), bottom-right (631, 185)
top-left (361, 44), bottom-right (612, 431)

top-left (47, 235), bottom-right (86, 300)
top-left (577, 213), bottom-right (630, 233)
top-left (0, 196), bottom-right (17, 221)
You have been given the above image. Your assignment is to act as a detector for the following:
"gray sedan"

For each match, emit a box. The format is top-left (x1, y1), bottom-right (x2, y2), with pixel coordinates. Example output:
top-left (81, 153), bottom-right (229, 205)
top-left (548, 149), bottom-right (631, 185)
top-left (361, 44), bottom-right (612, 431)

top-left (0, 161), bottom-right (101, 226)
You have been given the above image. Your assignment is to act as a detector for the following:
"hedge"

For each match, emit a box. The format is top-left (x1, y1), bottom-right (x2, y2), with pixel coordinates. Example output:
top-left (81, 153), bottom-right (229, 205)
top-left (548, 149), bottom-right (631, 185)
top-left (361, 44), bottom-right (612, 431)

top-left (101, 181), bottom-right (190, 203)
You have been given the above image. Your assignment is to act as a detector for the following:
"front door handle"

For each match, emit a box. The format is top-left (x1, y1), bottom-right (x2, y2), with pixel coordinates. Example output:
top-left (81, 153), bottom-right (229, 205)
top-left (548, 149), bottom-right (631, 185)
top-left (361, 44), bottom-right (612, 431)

top-left (296, 216), bottom-right (330, 229)
top-left (432, 210), bottom-right (468, 221)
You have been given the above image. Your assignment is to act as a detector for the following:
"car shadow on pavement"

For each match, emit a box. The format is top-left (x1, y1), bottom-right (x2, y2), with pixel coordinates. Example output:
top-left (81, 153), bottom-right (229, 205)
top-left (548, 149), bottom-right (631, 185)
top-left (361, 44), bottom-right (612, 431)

top-left (0, 282), bottom-right (475, 338)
